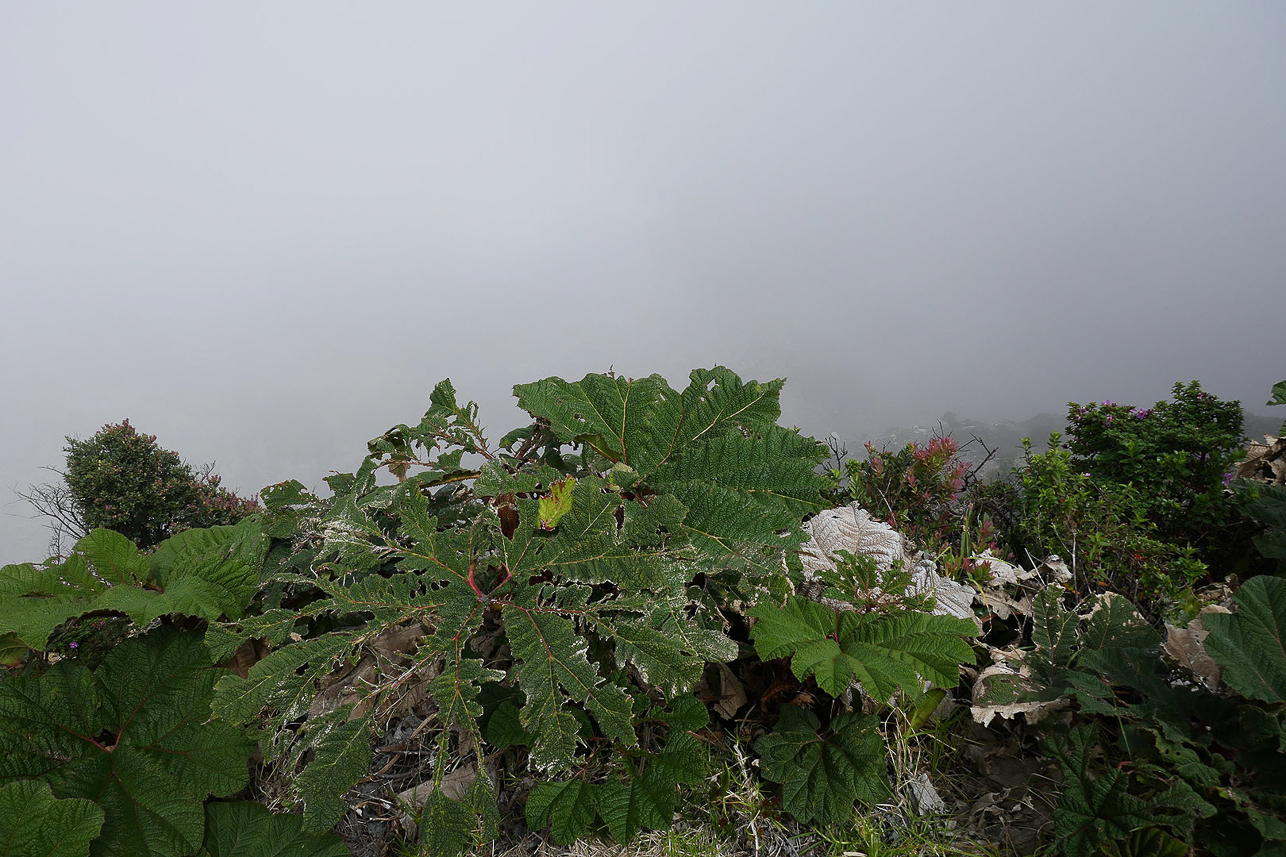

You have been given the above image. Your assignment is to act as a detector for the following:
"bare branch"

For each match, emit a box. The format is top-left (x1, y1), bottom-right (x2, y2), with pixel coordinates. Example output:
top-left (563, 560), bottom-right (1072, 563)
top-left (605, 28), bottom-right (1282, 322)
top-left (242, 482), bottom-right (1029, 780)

top-left (12, 470), bottom-right (88, 560)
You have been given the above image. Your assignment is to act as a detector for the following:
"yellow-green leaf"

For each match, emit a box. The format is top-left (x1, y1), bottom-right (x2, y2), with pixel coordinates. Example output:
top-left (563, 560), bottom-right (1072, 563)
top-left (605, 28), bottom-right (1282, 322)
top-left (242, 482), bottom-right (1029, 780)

top-left (538, 477), bottom-right (576, 530)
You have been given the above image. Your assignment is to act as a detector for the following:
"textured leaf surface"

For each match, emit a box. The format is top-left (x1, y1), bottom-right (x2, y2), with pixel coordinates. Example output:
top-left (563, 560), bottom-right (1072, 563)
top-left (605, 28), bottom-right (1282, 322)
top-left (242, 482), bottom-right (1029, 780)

top-left (1081, 592), bottom-right (1160, 652)
top-left (0, 628), bottom-right (252, 857)
top-left (293, 713), bottom-right (372, 833)
top-left (0, 525), bottom-right (263, 650)
top-left (525, 780), bottom-right (596, 845)
top-left (1052, 726), bottom-right (1214, 857)
top-left (198, 802), bottom-right (349, 857)
top-left (417, 791), bottom-right (477, 857)
top-left (149, 518), bottom-right (265, 621)
top-left (515, 367), bottom-right (828, 577)
top-left (505, 601), bottom-right (635, 769)
top-left (749, 597), bottom-right (976, 701)
top-left (1205, 576), bottom-right (1286, 703)
top-left (214, 634), bottom-right (355, 725)
top-left (483, 701), bottom-right (532, 749)
top-left (0, 632), bottom-right (27, 668)
top-left (0, 780), bottom-right (104, 857)
top-left (538, 477), bottom-right (576, 530)
top-left (595, 777), bottom-right (670, 845)
top-left (1030, 588), bottom-right (1079, 682)
top-left (78, 530), bottom-right (149, 585)
top-left (755, 707), bottom-right (889, 824)
top-left (661, 694), bottom-right (710, 732)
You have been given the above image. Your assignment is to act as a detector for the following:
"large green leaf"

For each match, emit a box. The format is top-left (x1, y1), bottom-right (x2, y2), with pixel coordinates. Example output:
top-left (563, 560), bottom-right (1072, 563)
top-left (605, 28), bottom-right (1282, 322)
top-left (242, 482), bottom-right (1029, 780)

top-left (149, 517), bottom-right (265, 621)
top-left (198, 802), bottom-right (349, 857)
top-left (749, 597), bottom-right (976, 701)
top-left (1051, 725), bottom-right (1214, 857)
top-left (416, 778), bottom-right (499, 857)
top-left (0, 628), bottom-right (253, 857)
top-left (293, 711), bottom-right (372, 833)
top-left (595, 777), bottom-right (668, 845)
top-left (755, 706), bottom-right (889, 825)
top-left (1081, 592), bottom-right (1160, 652)
top-left (514, 367), bottom-right (829, 575)
top-left (1030, 587), bottom-right (1080, 683)
top-left (0, 632), bottom-right (27, 669)
top-left (0, 524), bottom-right (263, 651)
top-left (1205, 576), bottom-right (1286, 704)
top-left (504, 593), bottom-right (635, 770)
top-left (525, 780), bottom-right (596, 846)
top-left (0, 780), bottom-right (104, 857)
top-left (1237, 483), bottom-right (1286, 561)
top-left (1269, 379), bottom-right (1286, 408)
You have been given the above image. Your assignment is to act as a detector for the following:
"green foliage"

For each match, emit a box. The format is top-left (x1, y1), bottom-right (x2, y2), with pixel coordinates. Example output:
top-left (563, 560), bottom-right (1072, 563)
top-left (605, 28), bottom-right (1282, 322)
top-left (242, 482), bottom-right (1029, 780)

top-left (973, 588), bottom-right (1160, 713)
top-left (1270, 378), bottom-right (1286, 434)
top-left (523, 696), bottom-right (710, 846)
top-left (210, 368), bottom-right (829, 844)
top-left (0, 780), bottom-right (104, 857)
top-left (1066, 382), bottom-right (1246, 565)
top-left (0, 627), bottom-right (254, 857)
top-left (1234, 481), bottom-right (1286, 566)
top-left (63, 420), bottom-right (260, 549)
top-left (808, 549), bottom-right (938, 614)
top-left (748, 595), bottom-right (976, 702)
top-left (415, 775), bottom-right (498, 857)
top-left (754, 706), bottom-right (890, 825)
top-left (827, 436), bottom-right (969, 550)
top-left (537, 475), bottom-right (575, 530)
top-left (11, 369), bottom-right (1282, 856)
top-left (198, 803), bottom-right (349, 857)
top-left (973, 381), bottom-right (1255, 616)
top-left (979, 434), bottom-right (1207, 610)
top-left (0, 520), bottom-right (264, 656)
top-left (1100, 828), bottom-right (1191, 857)
top-left (980, 578), bottom-right (1286, 856)
top-left (524, 780), bottom-right (596, 846)
top-left (1048, 725), bottom-right (1213, 857)
top-left (292, 712), bottom-right (373, 834)
top-left (747, 559), bottom-right (974, 831)
top-left (1204, 575), bottom-right (1286, 704)
top-left (513, 367), bottom-right (827, 577)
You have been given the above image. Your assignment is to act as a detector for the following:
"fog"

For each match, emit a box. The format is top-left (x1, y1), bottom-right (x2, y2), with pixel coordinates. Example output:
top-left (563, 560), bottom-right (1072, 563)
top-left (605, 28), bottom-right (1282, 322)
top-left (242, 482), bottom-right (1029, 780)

top-left (3, 3), bottom-right (1284, 563)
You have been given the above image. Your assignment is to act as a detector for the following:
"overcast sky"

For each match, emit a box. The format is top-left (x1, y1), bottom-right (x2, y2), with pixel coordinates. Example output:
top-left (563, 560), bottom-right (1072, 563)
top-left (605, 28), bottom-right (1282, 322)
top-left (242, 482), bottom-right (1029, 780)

top-left (3, 3), bottom-right (1284, 563)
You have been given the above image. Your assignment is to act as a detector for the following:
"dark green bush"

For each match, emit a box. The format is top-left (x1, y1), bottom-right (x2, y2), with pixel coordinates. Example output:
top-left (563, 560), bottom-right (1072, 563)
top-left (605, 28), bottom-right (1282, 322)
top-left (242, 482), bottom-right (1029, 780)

top-left (970, 435), bottom-right (1206, 612)
top-left (62, 420), bottom-right (259, 549)
top-left (1065, 381), bottom-right (1247, 567)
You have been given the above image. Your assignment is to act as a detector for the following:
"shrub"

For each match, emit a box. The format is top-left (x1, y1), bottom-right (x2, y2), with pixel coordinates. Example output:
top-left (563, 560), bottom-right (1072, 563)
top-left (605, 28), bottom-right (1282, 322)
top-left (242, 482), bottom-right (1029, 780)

top-left (974, 435), bottom-right (1205, 611)
top-left (828, 436), bottom-right (968, 549)
top-left (209, 368), bottom-right (843, 851)
top-left (60, 420), bottom-right (259, 549)
top-left (1065, 381), bottom-right (1246, 566)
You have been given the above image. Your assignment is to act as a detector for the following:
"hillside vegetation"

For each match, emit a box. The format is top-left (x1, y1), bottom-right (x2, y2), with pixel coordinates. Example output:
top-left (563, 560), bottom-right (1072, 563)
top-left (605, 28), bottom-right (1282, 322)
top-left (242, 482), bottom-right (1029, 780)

top-left (2, 370), bottom-right (1283, 857)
